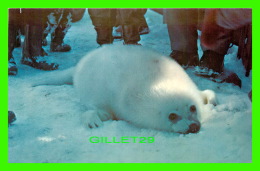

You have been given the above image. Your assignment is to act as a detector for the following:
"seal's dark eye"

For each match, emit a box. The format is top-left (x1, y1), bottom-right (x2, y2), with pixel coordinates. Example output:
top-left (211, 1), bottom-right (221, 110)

top-left (190, 105), bottom-right (196, 113)
top-left (169, 113), bottom-right (178, 121)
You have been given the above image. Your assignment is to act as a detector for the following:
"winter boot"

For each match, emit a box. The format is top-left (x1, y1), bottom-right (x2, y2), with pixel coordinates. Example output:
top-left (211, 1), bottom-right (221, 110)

top-left (21, 55), bottom-right (59, 71)
top-left (50, 25), bottom-right (71, 52)
top-left (22, 24), bottom-right (59, 70)
top-left (8, 56), bottom-right (18, 75)
top-left (94, 26), bottom-right (114, 45)
top-left (8, 111), bottom-right (16, 125)
top-left (50, 42), bottom-right (71, 52)
top-left (170, 50), bottom-right (199, 66)
top-left (200, 50), bottom-right (225, 74)
top-left (122, 25), bottom-right (141, 45)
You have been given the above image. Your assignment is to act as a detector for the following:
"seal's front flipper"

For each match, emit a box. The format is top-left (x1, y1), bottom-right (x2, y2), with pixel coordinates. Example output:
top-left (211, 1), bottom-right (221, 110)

top-left (81, 109), bottom-right (113, 128)
top-left (81, 110), bottom-right (104, 128)
top-left (201, 89), bottom-right (218, 106)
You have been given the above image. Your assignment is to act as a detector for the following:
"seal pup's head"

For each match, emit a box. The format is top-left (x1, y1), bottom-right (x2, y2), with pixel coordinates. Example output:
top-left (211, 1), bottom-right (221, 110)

top-left (165, 93), bottom-right (202, 134)
top-left (153, 92), bottom-right (202, 134)
top-left (125, 86), bottom-right (205, 134)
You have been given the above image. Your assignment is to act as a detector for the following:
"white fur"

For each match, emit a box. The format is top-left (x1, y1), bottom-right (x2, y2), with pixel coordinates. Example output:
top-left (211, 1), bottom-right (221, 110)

top-left (71, 45), bottom-right (216, 133)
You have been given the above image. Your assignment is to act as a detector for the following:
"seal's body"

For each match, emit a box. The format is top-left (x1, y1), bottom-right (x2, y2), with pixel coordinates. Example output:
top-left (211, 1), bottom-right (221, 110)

top-left (73, 45), bottom-right (216, 133)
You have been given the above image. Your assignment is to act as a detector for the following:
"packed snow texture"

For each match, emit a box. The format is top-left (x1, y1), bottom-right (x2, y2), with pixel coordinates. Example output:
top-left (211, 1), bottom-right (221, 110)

top-left (8, 9), bottom-right (252, 163)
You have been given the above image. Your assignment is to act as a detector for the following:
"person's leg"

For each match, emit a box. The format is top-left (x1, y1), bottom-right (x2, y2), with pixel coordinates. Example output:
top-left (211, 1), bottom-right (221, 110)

top-left (21, 9), bottom-right (58, 70)
top-left (165, 9), bottom-right (199, 66)
top-left (88, 9), bottom-right (116, 46)
top-left (50, 9), bottom-right (72, 52)
top-left (200, 19), bottom-right (233, 73)
top-left (118, 9), bottom-right (143, 45)
top-left (8, 111), bottom-right (16, 125)
top-left (137, 9), bottom-right (150, 35)
top-left (8, 9), bottom-right (20, 75)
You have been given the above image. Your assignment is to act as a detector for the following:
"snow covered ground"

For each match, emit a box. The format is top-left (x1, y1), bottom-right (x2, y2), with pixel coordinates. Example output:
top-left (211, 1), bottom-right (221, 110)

top-left (8, 9), bottom-right (252, 163)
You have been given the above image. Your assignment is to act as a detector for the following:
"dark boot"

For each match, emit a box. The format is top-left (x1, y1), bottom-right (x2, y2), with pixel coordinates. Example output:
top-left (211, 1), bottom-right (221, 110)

top-left (21, 24), bottom-right (59, 71)
top-left (50, 9), bottom-right (72, 52)
top-left (8, 111), bottom-right (16, 125)
top-left (8, 56), bottom-right (18, 75)
top-left (200, 50), bottom-right (225, 73)
top-left (50, 42), bottom-right (71, 52)
top-left (122, 25), bottom-right (141, 45)
top-left (50, 26), bottom-right (71, 52)
top-left (94, 26), bottom-right (114, 45)
top-left (138, 10), bottom-right (150, 35)
top-left (21, 55), bottom-right (59, 71)
top-left (170, 50), bottom-right (199, 66)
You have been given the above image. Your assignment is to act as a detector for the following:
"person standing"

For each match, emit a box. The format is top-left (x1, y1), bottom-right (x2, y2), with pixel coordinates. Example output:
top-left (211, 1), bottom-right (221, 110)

top-left (88, 9), bottom-right (147, 46)
top-left (164, 8), bottom-right (232, 74)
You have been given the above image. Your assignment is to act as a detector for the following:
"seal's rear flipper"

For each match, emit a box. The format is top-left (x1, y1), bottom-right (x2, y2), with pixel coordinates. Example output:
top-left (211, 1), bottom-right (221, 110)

top-left (31, 67), bottom-right (75, 87)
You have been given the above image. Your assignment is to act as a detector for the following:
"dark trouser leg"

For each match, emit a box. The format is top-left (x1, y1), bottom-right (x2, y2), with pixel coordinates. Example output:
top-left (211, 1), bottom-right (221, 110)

top-left (8, 9), bottom-right (20, 75)
top-left (201, 29), bottom-right (232, 56)
top-left (165, 9), bottom-right (199, 66)
top-left (137, 9), bottom-right (150, 35)
top-left (166, 9), bottom-right (198, 53)
top-left (22, 9), bottom-right (49, 58)
top-left (121, 25), bottom-right (140, 44)
top-left (21, 9), bottom-right (58, 70)
top-left (138, 9), bottom-right (148, 27)
top-left (167, 23), bottom-right (199, 65)
top-left (8, 23), bottom-right (18, 61)
top-left (8, 9), bottom-right (20, 60)
top-left (94, 26), bottom-right (113, 45)
top-left (200, 22), bottom-right (233, 73)
top-left (117, 9), bottom-right (144, 44)
top-left (21, 24), bottom-right (58, 70)
top-left (22, 24), bottom-right (45, 58)
top-left (88, 9), bottom-right (116, 46)
top-left (167, 24), bottom-right (198, 53)
top-left (51, 9), bottom-right (72, 51)
top-left (8, 23), bottom-right (18, 75)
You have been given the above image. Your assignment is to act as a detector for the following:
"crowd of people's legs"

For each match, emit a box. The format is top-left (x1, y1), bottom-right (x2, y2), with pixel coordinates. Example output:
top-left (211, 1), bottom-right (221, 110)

top-left (8, 8), bottom-right (252, 125)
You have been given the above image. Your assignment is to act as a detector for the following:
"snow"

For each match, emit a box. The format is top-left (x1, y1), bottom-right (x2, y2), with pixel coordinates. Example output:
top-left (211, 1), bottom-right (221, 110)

top-left (8, 9), bottom-right (252, 163)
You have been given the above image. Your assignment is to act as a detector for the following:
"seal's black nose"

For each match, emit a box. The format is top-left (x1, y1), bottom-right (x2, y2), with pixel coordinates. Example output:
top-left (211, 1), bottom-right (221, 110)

top-left (188, 123), bottom-right (200, 133)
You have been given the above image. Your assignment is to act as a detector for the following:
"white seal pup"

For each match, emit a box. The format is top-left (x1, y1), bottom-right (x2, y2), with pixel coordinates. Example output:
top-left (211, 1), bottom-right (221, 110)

top-left (33, 45), bottom-right (216, 134)
top-left (73, 45), bottom-right (216, 134)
